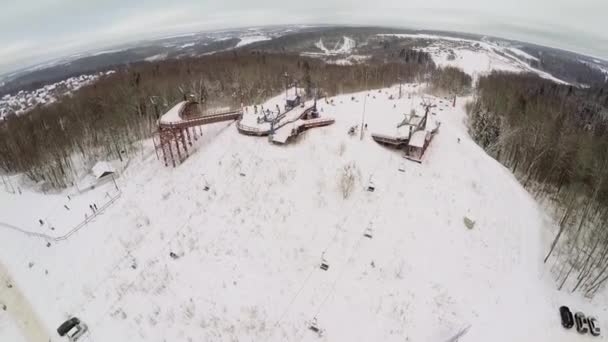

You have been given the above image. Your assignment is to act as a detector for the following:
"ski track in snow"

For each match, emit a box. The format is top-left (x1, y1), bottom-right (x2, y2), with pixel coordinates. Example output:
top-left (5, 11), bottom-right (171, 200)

top-left (314, 36), bottom-right (355, 55)
top-left (0, 85), bottom-right (605, 342)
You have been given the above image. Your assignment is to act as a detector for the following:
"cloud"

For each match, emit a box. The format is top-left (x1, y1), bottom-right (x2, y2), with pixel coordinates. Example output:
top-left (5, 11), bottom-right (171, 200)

top-left (0, 0), bottom-right (607, 74)
top-left (0, 41), bottom-right (36, 71)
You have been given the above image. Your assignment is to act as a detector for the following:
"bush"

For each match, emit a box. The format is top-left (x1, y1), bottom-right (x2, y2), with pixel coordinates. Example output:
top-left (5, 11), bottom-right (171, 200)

top-left (339, 162), bottom-right (359, 199)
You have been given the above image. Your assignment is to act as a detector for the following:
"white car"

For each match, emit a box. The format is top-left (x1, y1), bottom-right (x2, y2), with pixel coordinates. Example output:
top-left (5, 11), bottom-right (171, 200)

top-left (67, 323), bottom-right (88, 342)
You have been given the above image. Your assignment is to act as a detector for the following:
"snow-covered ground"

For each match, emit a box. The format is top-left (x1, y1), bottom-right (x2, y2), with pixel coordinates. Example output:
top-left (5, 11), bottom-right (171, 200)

top-left (314, 37), bottom-right (355, 56)
top-left (377, 33), bottom-right (568, 84)
top-left (0, 84), bottom-right (606, 342)
top-left (0, 311), bottom-right (26, 342)
top-left (144, 53), bottom-right (168, 62)
top-left (236, 35), bottom-right (271, 48)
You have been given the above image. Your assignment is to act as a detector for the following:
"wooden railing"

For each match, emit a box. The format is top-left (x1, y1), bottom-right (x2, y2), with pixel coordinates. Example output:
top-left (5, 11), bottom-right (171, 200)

top-left (159, 111), bottom-right (242, 130)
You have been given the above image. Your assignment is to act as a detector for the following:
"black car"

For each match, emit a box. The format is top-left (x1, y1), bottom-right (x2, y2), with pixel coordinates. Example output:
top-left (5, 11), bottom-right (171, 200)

top-left (57, 317), bottom-right (80, 337)
top-left (560, 306), bottom-right (574, 329)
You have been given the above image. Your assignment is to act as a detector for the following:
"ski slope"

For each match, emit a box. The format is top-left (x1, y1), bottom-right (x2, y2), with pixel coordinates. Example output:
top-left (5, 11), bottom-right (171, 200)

top-left (378, 33), bottom-right (568, 84)
top-left (0, 85), bottom-right (606, 342)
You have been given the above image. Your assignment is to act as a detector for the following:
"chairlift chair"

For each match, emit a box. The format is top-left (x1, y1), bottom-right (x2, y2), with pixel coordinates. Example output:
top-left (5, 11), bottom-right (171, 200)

top-left (364, 227), bottom-right (373, 239)
top-left (309, 318), bottom-right (324, 336)
top-left (201, 174), bottom-right (210, 191)
top-left (320, 253), bottom-right (330, 271)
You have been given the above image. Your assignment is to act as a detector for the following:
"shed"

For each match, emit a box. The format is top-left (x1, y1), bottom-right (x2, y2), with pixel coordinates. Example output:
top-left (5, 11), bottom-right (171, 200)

top-left (408, 130), bottom-right (428, 149)
top-left (406, 130), bottom-right (431, 161)
top-left (92, 162), bottom-right (115, 179)
top-left (286, 95), bottom-right (301, 109)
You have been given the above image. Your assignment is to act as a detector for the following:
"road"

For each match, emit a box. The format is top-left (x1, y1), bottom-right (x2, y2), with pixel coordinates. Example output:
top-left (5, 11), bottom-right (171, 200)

top-left (0, 259), bottom-right (51, 342)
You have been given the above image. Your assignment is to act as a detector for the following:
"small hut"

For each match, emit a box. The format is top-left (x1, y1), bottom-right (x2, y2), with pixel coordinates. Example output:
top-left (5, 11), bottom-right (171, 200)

top-left (406, 130), bottom-right (432, 162)
top-left (286, 95), bottom-right (302, 110)
top-left (92, 162), bottom-right (115, 180)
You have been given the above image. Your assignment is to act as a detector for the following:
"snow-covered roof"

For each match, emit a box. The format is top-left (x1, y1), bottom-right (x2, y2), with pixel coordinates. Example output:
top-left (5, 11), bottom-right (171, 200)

top-left (92, 162), bottom-right (115, 179)
top-left (408, 130), bottom-right (428, 148)
top-left (159, 101), bottom-right (186, 125)
top-left (408, 115), bottom-right (424, 127)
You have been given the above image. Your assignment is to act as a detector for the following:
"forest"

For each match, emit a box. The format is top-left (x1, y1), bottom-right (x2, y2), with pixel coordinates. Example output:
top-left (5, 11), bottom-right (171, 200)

top-left (0, 50), bottom-right (469, 189)
top-left (467, 72), bottom-right (608, 296)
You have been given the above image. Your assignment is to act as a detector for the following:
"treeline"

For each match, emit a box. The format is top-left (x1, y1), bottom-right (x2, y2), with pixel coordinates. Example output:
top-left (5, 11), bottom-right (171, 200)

top-left (467, 72), bottom-right (608, 297)
top-left (0, 50), bottom-right (468, 188)
top-left (428, 66), bottom-right (472, 95)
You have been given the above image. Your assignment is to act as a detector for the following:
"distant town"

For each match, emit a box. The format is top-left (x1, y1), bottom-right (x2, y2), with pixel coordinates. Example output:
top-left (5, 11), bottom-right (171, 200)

top-left (0, 71), bottom-right (115, 119)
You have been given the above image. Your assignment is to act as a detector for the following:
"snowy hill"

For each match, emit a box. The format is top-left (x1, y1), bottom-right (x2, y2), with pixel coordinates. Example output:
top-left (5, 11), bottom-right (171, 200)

top-left (377, 33), bottom-right (568, 84)
top-left (0, 85), bottom-right (606, 342)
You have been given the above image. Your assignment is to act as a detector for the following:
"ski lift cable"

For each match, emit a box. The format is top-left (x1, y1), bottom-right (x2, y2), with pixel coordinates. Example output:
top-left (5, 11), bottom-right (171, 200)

top-left (267, 189), bottom-right (369, 339)
top-left (68, 114), bottom-right (262, 326)
top-left (291, 198), bottom-right (386, 342)
top-left (315, 229), bottom-right (367, 316)
top-left (69, 142), bottom-right (239, 319)
top-left (291, 225), bottom-right (376, 342)
top-left (293, 171), bottom-right (393, 341)
top-left (267, 169), bottom-right (384, 340)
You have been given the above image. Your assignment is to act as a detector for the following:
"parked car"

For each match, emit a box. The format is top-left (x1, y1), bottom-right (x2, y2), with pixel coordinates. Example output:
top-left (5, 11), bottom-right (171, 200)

top-left (575, 312), bottom-right (589, 334)
top-left (57, 317), bottom-right (80, 337)
top-left (67, 322), bottom-right (88, 342)
top-left (559, 306), bottom-right (574, 329)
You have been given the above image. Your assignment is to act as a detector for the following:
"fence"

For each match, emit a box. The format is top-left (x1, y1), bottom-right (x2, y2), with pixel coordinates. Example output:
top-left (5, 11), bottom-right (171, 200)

top-left (0, 191), bottom-right (122, 242)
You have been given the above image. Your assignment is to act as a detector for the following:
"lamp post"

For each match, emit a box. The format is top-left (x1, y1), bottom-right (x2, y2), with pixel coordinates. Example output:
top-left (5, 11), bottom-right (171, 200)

top-left (283, 72), bottom-right (290, 101)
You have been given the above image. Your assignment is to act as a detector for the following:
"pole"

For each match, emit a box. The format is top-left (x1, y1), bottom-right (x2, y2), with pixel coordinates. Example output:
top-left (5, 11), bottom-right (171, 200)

top-left (399, 76), bottom-right (402, 99)
top-left (360, 71), bottom-right (368, 141)
top-left (284, 72), bottom-right (289, 102)
top-left (111, 174), bottom-right (119, 192)
top-left (1, 175), bottom-right (8, 193)
top-left (360, 96), bottom-right (367, 141)
top-left (4, 174), bottom-right (15, 194)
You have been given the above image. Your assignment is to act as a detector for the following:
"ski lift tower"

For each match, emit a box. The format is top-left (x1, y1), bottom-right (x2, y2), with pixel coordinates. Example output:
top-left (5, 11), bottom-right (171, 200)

top-left (398, 75), bottom-right (403, 99)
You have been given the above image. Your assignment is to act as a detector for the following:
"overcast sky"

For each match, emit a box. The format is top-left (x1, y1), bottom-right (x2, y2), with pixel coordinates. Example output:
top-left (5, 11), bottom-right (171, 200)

top-left (1, 0), bottom-right (607, 74)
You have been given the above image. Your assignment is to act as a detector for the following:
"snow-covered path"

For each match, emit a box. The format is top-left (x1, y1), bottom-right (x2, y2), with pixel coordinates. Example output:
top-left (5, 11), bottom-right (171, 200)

top-left (0, 85), bottom-right (605, 342)
top-left (0, 260), bottom-right (49, 342)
